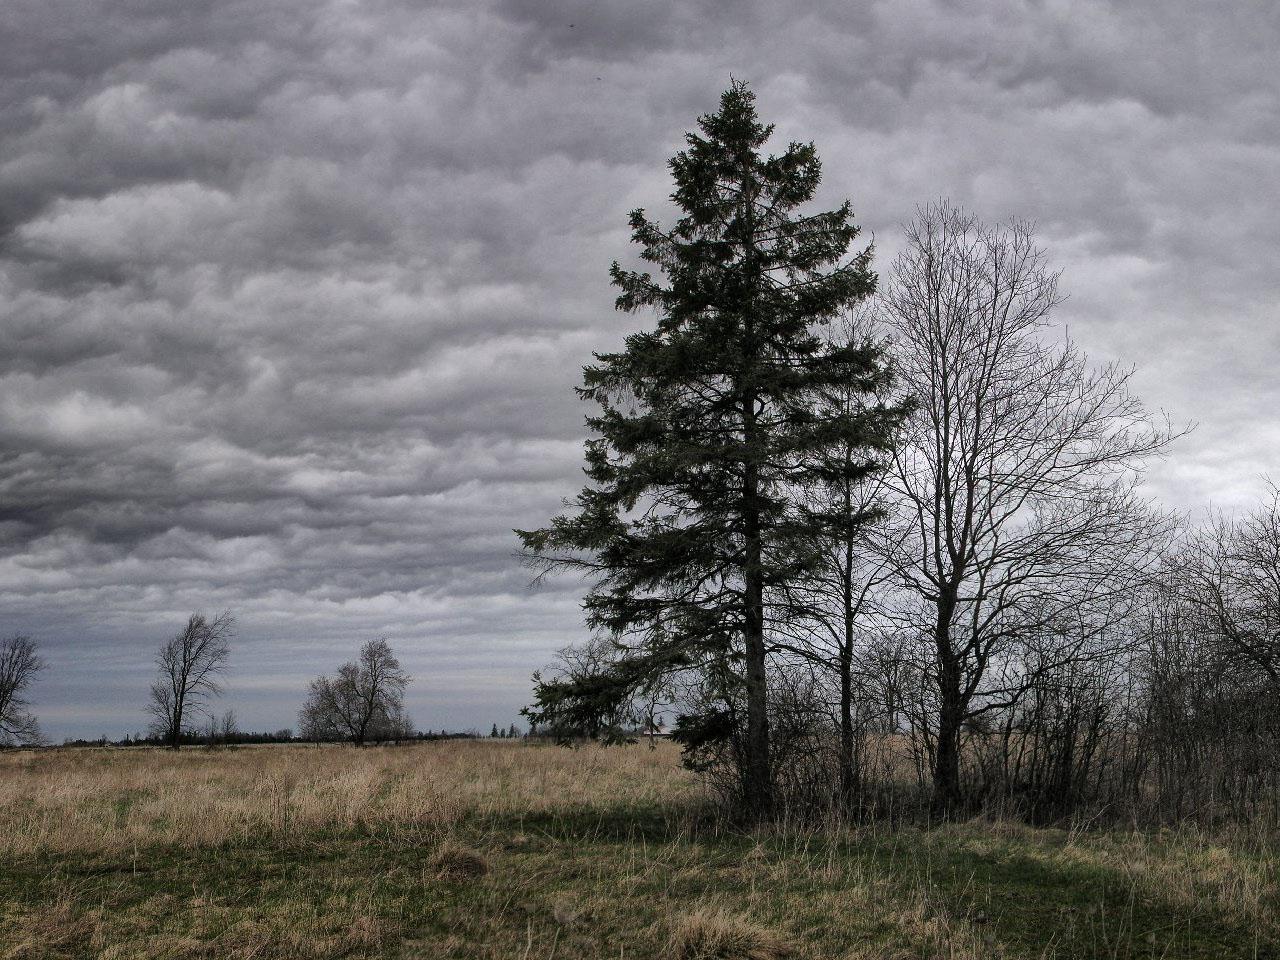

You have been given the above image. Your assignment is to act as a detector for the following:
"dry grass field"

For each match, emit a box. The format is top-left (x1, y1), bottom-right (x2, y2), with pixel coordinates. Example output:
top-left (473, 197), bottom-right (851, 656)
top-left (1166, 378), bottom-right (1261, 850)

top-left (0, 740), bottom-right (1276, 959)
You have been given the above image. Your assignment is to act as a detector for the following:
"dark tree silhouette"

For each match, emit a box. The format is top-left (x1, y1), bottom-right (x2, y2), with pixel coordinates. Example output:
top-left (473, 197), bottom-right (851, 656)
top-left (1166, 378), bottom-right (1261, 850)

top-left (147, 612), bottom-right (234, 750)
top-left (299, 638), bottom-right (412, 746)
top-left (0, 634), bottom-right (43, 745)
top-left (518, 82), bottom-right (901, 819)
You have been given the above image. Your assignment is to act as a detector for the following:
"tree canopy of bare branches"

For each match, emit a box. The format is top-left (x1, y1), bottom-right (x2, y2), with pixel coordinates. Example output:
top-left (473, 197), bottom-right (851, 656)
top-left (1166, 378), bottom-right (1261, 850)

top-left (880, 201), bottom-right (1176, 814)
top-left (298, 638), bottom-right (412, 745)
top-left (147, 612), bottom-right (234, 750)
top-left (1182, 485), bottom-right (1280, 693)
top-left (0, 634), bottom-right (43, 746)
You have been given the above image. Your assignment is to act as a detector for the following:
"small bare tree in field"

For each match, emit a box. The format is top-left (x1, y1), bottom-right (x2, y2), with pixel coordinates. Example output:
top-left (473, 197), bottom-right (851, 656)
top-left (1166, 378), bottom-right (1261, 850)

top-left (204, 709), bottom-right (240, 747)
top-left (299, 638), bottom-right (411, 746)
top-left (881, 202), bottom-right (1175, 815)
top-left (0, 635), bottom-right (43, 745)
top-left (147, 612), bottom-right (234, 750)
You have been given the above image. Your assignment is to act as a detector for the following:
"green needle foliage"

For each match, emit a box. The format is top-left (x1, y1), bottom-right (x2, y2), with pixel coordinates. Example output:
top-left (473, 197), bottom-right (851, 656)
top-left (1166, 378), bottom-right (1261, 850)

top-left (518, 81), bottom-right (904, 819)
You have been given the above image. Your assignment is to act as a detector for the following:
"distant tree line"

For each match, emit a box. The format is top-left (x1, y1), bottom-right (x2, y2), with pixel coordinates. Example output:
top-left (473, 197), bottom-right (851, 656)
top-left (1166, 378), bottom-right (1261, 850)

top-left (3, 612), bottom-right (512, 749)
top-left (46, 728), bottom-right (499, 750)
top-left (520, 82), bottom-right (1278, 827)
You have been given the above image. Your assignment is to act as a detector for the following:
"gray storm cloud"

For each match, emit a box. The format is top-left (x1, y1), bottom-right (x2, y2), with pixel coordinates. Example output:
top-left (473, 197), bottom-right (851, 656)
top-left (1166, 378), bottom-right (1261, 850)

top-left (1, 0), bottom-right (1277, 739)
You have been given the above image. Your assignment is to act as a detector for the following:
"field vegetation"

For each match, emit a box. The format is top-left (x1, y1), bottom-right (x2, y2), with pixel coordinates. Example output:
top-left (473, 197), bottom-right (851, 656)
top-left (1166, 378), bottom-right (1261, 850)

top-left (1, 740), bottom-right (1275, 959)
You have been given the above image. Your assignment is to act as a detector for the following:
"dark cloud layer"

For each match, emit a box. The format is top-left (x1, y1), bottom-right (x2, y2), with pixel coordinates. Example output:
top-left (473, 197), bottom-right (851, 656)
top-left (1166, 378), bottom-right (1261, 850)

top-left (2, 0), bottom-right (1277, 739)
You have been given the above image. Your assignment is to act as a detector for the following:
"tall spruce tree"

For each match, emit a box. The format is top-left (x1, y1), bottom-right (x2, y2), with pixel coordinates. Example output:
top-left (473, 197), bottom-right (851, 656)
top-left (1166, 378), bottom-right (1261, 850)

top-left (518, 82), bottom-right (900, 818)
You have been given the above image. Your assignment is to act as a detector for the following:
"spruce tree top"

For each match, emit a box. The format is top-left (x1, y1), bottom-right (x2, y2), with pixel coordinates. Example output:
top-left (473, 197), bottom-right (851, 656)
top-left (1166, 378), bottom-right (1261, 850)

top-left (519, 81), bottom-right (900, 735)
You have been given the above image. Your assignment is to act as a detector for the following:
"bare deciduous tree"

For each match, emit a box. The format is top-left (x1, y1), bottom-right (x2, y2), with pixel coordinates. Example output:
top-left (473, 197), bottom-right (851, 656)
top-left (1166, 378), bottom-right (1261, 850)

top-left (1183, 485), bottom-right (1280, 692)
top-left (204, 709), bottom-right (240, 747)
top-left (0, 634), bottom-right (44, 746)
top-left (147, 612), bottom-right (234, 750)
top-left (299, 638), bottom-right (412, 745)
top-left (880, 202), bottom-right (1175, 815)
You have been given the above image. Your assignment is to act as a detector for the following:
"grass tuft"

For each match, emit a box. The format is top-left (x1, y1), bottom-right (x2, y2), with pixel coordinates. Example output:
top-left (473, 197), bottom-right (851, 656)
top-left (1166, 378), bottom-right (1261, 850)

top-left (667, 907), bottom-right (794, 960)
top-left (430, 841), bottom-right (490, 881)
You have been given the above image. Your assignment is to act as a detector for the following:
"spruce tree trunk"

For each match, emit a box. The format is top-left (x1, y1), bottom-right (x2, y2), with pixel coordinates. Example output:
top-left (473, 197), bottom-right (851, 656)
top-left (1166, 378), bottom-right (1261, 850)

top-left (838, 523), bottom-right (857, 810)
top-left (738, 149), bottom-right (771, 822)
top-left (742, 452), bottom-right (772, 821)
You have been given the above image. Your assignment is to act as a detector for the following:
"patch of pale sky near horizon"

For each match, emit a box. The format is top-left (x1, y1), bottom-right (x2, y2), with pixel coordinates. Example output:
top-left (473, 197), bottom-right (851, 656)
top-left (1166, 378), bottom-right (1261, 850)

top-left (0, 0), bottom-right (1276, 739)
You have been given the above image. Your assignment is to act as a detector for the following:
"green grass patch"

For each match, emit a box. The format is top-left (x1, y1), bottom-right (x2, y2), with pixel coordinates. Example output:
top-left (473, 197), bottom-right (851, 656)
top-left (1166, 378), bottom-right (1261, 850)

top-left (2, 811), bottom-right (1275, 958)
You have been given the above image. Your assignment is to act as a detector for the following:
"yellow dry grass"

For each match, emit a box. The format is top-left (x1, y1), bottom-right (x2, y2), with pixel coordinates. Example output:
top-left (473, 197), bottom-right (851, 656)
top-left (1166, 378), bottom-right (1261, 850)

top-left (0, 739), bottom-right (698, 858)
top-left (1, 740), bottom-right (1275, 959)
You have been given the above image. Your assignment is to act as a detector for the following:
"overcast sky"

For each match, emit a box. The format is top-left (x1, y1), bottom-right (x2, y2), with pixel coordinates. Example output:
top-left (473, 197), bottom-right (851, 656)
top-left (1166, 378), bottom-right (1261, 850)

top-left (2, 0), bottom-right (1277, 741)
